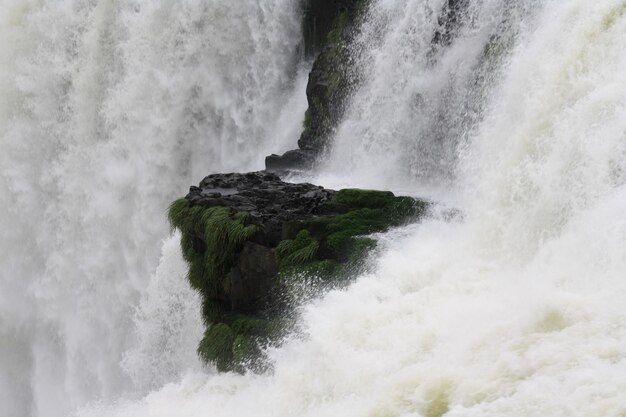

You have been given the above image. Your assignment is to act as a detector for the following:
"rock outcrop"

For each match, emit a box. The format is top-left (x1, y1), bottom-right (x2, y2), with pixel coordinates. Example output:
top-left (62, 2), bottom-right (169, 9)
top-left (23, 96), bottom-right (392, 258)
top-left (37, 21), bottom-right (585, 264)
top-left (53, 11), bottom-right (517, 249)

top-left (267, 0), bottom-right (473, 173)
top-left (169, 172), bottom-right (428, 372)
top-left (266, 0), bottom-right (367, 172)
top-left (302, 0), bottom-right (362, 57)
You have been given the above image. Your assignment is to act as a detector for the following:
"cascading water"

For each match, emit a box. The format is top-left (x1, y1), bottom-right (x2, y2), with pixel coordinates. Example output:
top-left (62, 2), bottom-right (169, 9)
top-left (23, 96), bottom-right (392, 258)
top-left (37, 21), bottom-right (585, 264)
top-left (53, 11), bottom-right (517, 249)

top-left (0, 1), bottom-right (306, 416)
top-left (310, 0), bottom-right (541, 195)
top-left (2, 0), bottom-right (626, 416)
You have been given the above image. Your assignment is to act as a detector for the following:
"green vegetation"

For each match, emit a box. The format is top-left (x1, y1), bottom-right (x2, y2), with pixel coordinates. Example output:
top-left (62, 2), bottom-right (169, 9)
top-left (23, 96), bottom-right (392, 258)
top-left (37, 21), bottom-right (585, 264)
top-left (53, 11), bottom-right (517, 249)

top-left (303, 108), bottom-right (312, 130)
top-left (169, 199), bottom-right (271, 372)
top-left (276, 189), bottom-right (426, 282)
top-left (197, 323), bottom-right (235, 372)
top-left (196, 314), bottom-right (279, 373)
top-left (276, 230), bottom-right (319, 267)
top-left (168, 199), bottom-right (256, 296)
top-left (169, 189), bottom-right (426, 373)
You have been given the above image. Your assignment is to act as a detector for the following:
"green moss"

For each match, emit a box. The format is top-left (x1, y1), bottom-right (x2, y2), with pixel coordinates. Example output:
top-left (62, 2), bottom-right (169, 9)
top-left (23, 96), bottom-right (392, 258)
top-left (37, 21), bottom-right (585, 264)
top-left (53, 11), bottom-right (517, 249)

top-left (276, 230), bottom-right (319, 267)
top-left (169, 200), bottom-right (262, 369)
top-left (277, 189), bottom-right (426, 282)
top-left (201, 298), bottom-right (227, 325)
top-left (331, 189), bottom-right (419, 212)
top-left (168, 199), bottom-right (257, 299)
top-left (232, 335), bottom-right (260, 368)
top-left (200, 208), bottom-right (256, 280)
top-left (300, 1), bottom-right (370, 152)
top-left (227, 315), bottom-right (275, 337)
top-left (198, 323), bottom-right (235, 372)
top-left (326, 10), bottom-right (348, 46)
top-left (302, 0), bottom-right (365, 55)
top-left (303, 109), bottom-right (312, 131)
top-left (196, 313), bottom-right (280, 372)
top-left (348, 237), bottom-right (377, 261)
top-left (280, 259), bottom-right (341, 284)
top-left (167, 198), bottom-right (191, 230)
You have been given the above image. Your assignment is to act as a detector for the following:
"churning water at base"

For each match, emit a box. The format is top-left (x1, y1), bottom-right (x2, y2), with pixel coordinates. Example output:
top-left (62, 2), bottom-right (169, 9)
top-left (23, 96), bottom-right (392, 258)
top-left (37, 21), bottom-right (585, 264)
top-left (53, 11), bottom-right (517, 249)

top-left (2, 0), bottom-right (626, 416)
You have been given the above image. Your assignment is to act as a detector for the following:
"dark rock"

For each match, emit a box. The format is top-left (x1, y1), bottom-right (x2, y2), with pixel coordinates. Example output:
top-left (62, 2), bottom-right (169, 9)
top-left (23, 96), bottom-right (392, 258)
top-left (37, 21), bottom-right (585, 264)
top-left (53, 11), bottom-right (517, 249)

top-left (265, 1), bottom-right (368, 173)
top-left (169, 172), bottom-right (429, 372)
top-left (302, 0), bottom-right (361, 57)
top-left (265, 149), bottom-right (316, 172)
top-left (229, 242), bottom-right (279, 312)
top-left (186, 171), bottom-right (335, 247)
top-left (297, 2), bottom-right (362, 154)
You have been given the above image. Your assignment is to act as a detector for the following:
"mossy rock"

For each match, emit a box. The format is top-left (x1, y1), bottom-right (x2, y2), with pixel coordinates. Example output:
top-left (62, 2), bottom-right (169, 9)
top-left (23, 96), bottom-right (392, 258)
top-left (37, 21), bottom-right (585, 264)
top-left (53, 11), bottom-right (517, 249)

top-left (276, 189), bottom-right (425, 283)
top-left (197, 323), bottom-right (235, 372)
top-left (169, 172), bottom-right (428, 373)
top-left (267, 1), bottom-right (370, 172)
top-left (196, 316), bottom-right (279, 373)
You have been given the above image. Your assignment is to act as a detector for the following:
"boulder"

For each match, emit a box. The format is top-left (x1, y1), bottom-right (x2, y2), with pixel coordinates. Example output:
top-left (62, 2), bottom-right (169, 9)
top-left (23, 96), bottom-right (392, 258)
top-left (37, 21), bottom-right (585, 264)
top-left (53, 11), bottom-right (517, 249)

top-left (169, 171), bottom-right (429, 372)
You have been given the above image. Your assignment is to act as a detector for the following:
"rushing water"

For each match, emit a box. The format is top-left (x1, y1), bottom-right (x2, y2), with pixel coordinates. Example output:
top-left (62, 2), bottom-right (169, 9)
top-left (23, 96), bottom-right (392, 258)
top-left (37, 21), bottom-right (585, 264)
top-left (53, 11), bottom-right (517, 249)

top-left (2, 0), bottom-right (626, 416)
top-left (0, 1), bottom-right (305, 415)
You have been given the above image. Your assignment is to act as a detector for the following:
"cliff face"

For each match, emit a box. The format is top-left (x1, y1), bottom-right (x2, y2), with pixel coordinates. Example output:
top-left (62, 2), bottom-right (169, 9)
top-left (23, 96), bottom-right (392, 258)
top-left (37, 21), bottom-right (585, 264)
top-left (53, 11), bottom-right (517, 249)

top-left (169, 172), bottom-right (428, 372)
top-left (266, 0), bottom-right (366, 172)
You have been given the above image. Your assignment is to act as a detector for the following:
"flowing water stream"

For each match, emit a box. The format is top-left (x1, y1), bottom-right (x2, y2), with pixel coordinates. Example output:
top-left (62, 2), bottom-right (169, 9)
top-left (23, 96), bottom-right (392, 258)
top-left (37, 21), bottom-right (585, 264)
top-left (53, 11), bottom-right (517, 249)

top-left (1, 0), bottom-right (626, 416)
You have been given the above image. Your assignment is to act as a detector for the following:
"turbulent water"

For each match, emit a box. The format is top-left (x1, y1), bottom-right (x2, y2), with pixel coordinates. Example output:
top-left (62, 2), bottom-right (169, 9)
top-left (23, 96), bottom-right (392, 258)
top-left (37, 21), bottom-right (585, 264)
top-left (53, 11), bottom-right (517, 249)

top-left (2, 0), bottom-right (626, 416)
top-left (0, 1), bottom-right (306, 415)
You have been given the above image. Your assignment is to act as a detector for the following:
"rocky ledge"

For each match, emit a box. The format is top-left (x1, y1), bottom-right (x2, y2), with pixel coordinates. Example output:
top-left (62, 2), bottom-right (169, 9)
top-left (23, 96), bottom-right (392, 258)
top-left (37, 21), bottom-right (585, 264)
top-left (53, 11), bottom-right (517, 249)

top-left (169, 171), bottom-right (428, 372)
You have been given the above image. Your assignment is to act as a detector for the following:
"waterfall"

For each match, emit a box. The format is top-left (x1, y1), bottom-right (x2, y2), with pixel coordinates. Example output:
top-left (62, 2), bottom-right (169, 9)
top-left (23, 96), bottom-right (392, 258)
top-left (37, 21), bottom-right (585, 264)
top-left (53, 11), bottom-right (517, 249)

top-left (308, 0), bottom-right (542, 196)
top-left (2, 0), bottom-right (626, 416)
top-left (0, 1), bottom-right (306, 416)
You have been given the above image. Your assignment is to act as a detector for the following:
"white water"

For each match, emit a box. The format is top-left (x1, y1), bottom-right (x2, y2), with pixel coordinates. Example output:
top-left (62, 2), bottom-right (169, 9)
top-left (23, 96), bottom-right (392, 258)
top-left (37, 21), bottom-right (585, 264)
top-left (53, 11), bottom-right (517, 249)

top-left (309, 0), bottom-right (540, 198)
top-left (0, 1), bottom-right (306, 415)
top-left (3, 0), bottom-right (626, 416)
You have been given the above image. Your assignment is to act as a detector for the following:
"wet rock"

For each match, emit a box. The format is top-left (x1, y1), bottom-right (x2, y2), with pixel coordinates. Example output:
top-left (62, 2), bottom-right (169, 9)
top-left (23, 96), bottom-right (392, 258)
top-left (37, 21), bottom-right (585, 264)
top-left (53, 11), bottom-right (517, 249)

top-left (186, 171), bottom-right (335, 246)
top-left (169, 171), bottom-right (429, 372)
top-left (229, 242), bottom-right (279, 312)
top-left (265, 149), bottom-right (316, 172)
top-left (266, 0), bottom-right (367, 173)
